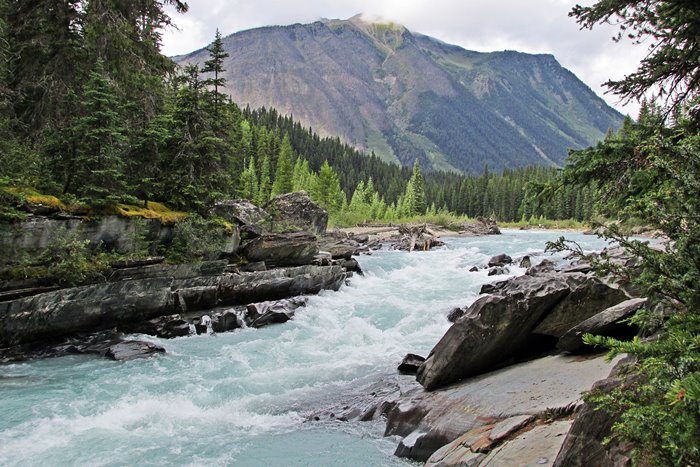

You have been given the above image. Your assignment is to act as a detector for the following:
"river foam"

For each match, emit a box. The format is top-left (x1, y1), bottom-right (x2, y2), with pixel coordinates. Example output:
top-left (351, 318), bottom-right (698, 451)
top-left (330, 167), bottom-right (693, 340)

top-left (0, 230), bottom-right (615, 466)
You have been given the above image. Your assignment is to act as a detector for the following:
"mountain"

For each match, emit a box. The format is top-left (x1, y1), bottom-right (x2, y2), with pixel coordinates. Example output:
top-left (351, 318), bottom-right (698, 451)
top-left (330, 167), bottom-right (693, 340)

top-left (176, 15), bottom-right (623, 174)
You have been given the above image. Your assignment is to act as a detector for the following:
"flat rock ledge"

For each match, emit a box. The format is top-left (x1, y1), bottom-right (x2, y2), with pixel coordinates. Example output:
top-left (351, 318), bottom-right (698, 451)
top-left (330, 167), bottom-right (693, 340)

top-left (389, 354), bottom-right (621, 463)
top-left (0, 262), bottom-right (347, 355)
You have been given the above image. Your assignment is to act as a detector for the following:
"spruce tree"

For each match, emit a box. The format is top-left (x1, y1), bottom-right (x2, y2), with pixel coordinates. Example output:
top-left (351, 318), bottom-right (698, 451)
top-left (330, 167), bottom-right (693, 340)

top-left (409, 159), bottom-right (426, 215)
top-left (201, 28), bottom-right (229, 119)
top-left (271, 134), bottom-right (294, 196)
top-left (314, 160), bottom-right (343, 214)
top-left (238, 156), bottom-right (258, 200)
top-left (256, 154), bottom-right (272, 205)
top-left (72, 60), bottom-right (126, 203)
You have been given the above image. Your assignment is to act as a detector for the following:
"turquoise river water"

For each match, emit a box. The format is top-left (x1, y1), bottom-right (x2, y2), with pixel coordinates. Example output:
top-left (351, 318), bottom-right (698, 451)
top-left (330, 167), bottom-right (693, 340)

top-left (0, 230), bottom-right (616, 466)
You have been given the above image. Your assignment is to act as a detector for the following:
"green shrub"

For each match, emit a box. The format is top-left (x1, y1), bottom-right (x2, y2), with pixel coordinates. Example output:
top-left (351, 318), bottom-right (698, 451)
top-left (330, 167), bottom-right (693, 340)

top-left (166, 214), bottom-right (231, 263)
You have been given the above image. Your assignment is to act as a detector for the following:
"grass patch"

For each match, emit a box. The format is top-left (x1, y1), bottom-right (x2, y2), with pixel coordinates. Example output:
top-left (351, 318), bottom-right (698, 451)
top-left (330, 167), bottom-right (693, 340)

top-left (110, 201), bottom-right (189, 224)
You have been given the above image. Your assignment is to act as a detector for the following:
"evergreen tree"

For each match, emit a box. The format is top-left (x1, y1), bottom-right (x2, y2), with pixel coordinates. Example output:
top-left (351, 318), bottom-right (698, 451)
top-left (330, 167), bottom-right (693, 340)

top-left (313, 160), bottom-right (343, 214)
top-left (256, 154), bottom-right (272, 205)
top-left (71, 60), bottom-right (126, 203)
top-left (238, 156), bottom-right (258, 200)
top-left (201, 28), bottom-right (229, 119)
top-left (409, 159), bottom-right (426, 215)
top-left (271, 134), bottom-right (294, 196)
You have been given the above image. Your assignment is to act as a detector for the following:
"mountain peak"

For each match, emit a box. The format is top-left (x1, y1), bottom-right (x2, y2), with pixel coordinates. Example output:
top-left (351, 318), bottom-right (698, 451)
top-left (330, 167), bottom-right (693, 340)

top-left (179, 20), bottom-right (622, 173)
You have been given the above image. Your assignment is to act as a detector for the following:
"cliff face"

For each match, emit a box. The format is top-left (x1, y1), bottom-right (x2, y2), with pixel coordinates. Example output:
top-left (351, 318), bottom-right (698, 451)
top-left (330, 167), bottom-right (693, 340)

top-left (176, 16), bottom-right (623, 173)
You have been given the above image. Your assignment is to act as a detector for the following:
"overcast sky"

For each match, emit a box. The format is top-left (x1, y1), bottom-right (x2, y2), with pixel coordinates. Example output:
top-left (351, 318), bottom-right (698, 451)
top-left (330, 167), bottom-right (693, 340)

top-left (162, 0), bottom-right (648, 116)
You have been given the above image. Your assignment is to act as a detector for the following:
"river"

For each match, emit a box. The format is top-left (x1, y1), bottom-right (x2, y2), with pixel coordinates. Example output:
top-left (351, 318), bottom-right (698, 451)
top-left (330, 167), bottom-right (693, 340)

top-left (0, 230), bottom-right (615, 466)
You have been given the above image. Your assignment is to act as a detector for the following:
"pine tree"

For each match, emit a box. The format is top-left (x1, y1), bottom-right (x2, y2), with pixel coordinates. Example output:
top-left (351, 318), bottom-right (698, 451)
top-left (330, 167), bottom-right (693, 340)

top-left (238, 156), bottom-right (258, 200)
top-left (71, 60), bottom-right (126, 203)
top-left (314, 160), bottom-right (343, 214)
top-left (271, 134), bottom-right (294, 196)
top-left (201, 28), bottom-right (228, 119)
top-left (256, 154), bottom-right (272, 205)
top-left (409, 159), bottom-right (426, 215)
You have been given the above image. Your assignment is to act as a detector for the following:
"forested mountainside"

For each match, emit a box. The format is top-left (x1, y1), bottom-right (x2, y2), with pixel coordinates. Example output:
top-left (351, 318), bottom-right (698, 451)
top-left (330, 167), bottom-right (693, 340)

top-left (177, 15), bottom-right (623, 173)
top-left (0, 2), bottom-right (592, 225)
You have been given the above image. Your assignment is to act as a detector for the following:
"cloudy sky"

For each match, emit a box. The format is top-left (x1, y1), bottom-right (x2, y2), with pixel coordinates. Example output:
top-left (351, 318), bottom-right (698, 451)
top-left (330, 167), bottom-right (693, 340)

top-left (162, 0), bottom-right (648, 116)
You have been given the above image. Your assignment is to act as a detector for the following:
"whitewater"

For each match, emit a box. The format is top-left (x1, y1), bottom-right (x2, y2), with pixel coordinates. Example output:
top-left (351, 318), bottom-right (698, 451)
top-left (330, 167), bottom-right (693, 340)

top-left (0, 230), bottom-right (615, 466)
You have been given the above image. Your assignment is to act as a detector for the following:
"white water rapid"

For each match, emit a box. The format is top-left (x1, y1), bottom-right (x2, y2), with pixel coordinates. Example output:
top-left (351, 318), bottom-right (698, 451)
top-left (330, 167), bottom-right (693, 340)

top-left (0, 230), bottom-right (616, 466)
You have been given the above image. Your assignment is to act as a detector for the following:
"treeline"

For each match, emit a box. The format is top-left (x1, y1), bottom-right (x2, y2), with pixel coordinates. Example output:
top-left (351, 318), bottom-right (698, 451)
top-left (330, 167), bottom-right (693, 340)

top-left (0, 0), bottom-right (593, 225)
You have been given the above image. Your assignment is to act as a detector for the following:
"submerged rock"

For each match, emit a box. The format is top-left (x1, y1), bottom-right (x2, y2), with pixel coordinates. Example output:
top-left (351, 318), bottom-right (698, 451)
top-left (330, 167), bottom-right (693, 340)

top-left (210, 310), bottom-right (241, 333)
top-left (487, 253), bottom-right (512, 267)
top-left (105, 340), bottom-right (165, 361)
top-left (246, 297), bottom-right (308, 328)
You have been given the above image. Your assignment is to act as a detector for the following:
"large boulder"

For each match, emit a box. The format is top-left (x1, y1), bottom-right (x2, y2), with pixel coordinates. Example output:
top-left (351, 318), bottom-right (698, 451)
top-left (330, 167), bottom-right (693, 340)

top-left (532, 274), bottom-right (629, 338)
top-left (209, 199), bottom-right (270, 228)
top-left (417, 273), bottom-right (571, 390)
top-left (246, 297), bottom-right (307, 328)
top-left (266, 191), bottom-right (328, 235)
top-left (240, 232), bottom-right (319, 267)
top-left (557, 298), bottom-right (647, 353)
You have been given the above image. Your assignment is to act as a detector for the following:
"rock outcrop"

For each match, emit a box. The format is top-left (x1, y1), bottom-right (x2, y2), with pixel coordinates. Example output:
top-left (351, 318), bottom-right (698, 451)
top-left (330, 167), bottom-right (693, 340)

top-left (386, 354), bottom-right (621, 462)
top-left (241, 232), bottom-right (319, 267)
top-left (553, 358), bottom-right (637, 467)
top-left (0, 262), bottom-right (346, 349)
top-left (417, 273), bottom-right (573, 390)
top-left (266, 191), bottom-right (328, 235)
top-left (557, 298), bottom-right (647, 353)
top-left (417, 267), bottom-right (633, 391)
top-left (0, 215), bottom-right (174, 263)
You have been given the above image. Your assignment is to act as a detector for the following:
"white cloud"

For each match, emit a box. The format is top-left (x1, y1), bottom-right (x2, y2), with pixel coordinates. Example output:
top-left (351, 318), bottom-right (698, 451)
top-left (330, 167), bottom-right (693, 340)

top-left (162, 0), bottom-right (647, 115)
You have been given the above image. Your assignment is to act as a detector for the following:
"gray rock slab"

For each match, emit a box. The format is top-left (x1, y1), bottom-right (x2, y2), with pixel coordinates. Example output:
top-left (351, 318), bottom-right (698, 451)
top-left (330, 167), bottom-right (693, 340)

top-left (480, 420), bottom-right (573, 466)
top-left (558, 298), bottom-right (647, 353)
top-left (389, 354), bottom-right (620, 462)
top-left (105, 340), bottom-right (165, 361)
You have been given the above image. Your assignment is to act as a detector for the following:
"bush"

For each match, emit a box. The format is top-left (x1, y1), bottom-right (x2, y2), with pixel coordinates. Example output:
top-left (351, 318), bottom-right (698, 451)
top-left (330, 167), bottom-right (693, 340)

top-left (166, 214), bottom-right (232, 263)
top-left (0, 228), bottom-right (115, 285)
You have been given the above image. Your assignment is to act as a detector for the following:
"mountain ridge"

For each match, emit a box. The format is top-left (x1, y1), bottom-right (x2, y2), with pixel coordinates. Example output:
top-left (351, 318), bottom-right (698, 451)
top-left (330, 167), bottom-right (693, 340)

top-left (177, 16), bottom-right (623, 173)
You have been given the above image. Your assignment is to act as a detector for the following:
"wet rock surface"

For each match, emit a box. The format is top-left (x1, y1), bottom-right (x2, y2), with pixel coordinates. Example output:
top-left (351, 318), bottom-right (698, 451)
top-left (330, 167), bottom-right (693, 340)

top-left (398, 353), bottom-right (426, 375)
top-left (105, 340), bottom-right (165, 361)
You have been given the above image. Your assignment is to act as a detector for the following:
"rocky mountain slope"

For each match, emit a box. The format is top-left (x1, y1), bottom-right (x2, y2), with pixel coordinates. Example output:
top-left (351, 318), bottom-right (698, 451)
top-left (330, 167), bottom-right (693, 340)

top-left (177, 15), bottom-right (623, 173)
